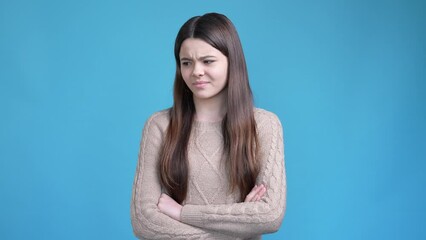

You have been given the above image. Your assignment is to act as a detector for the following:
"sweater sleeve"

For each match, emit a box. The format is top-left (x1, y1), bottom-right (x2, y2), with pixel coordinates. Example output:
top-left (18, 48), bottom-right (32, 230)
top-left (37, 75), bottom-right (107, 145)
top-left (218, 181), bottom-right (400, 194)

top-left (180, 111), bottom-right (287, 238)
top-left (130, 112), bottom-right (227, 239)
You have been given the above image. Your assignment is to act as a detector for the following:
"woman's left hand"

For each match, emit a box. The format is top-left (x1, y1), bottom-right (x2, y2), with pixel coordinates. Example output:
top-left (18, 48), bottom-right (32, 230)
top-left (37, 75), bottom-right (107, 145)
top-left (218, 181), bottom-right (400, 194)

top-left (157, 193), bottom-right (183, 221)
top-left (244, 184), bottom-right (267, 202)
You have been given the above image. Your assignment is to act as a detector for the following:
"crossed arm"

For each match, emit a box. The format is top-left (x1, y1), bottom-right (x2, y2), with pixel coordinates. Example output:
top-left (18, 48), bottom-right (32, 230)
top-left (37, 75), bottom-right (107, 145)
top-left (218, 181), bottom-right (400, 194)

top-left (131, 111), bottom-right (286, 239)
top-left (157, 184), bottom-right (267, 221)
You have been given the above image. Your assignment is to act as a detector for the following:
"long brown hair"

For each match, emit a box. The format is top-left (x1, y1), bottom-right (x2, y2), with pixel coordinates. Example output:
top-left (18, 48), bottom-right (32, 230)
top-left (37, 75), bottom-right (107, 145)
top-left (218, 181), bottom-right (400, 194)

top-left (159, 13), bottom-right (259, 204)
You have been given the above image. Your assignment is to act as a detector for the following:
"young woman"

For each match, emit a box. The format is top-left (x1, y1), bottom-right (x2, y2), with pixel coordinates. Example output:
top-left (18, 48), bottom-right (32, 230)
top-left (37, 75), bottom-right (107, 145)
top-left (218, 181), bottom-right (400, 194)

top-left (131, 13), bottom-right (286, 239)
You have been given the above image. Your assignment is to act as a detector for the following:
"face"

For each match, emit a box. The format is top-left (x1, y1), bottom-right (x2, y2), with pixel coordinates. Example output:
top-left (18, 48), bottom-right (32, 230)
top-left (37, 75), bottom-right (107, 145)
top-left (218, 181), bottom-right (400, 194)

top-left (179, 38), bottom-right (228, 102)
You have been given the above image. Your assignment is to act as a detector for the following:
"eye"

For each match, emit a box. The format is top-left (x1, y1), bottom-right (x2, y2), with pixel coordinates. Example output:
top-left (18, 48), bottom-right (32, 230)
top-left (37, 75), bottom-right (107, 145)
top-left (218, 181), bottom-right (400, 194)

top-left (204, 60), bottom-right (215, 64)
top-left (181, 61), bottom-right (191, 67)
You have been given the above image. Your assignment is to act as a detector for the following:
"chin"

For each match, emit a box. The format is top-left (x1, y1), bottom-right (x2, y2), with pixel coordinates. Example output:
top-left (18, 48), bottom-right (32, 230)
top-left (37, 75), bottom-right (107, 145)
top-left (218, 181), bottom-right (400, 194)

top-left (194, 95), bottom-right (211, 100)
top-left (193, 93), bottom-right (216, 100)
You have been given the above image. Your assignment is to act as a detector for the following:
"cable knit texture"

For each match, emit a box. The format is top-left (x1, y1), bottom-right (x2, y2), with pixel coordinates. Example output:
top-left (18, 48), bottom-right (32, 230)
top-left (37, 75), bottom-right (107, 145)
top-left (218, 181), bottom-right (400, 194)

top-left (131, 108), bottom-right (286, 239)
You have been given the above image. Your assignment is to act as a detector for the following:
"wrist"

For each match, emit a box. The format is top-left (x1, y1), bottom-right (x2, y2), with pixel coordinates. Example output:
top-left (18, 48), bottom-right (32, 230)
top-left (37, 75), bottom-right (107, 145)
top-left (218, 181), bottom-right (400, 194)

top-left (176, 204), bottom-right (183, 221)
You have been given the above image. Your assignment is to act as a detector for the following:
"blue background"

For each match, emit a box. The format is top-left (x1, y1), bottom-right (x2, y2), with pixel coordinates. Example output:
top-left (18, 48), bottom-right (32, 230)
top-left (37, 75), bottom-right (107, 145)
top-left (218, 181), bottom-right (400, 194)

top-left (1, 0), bottom-right (425, 239)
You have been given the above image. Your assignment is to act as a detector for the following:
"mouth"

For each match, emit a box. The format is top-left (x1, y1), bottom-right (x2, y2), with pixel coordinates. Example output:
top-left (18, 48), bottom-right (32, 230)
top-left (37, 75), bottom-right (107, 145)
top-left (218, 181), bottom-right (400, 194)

top-left (193, 81), bottom-right (209, 87)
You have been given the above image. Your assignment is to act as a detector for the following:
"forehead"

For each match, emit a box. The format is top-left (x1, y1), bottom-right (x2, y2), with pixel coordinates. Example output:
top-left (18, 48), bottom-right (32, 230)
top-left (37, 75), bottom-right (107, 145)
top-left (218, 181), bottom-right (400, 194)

top-left (179, 38), bottom-right (223, 58)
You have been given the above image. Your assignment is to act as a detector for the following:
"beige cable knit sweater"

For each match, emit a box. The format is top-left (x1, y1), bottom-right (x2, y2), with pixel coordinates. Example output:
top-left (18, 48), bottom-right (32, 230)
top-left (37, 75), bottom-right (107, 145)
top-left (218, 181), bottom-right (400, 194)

top-left (131, 108), bottom-right (286, 239)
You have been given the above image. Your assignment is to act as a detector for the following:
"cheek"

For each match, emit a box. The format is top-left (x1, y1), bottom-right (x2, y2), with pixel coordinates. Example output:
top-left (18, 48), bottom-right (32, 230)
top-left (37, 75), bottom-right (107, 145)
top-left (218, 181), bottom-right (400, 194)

top-left (180, 69), bottom-right (191, 83)
top-left (215, 65), bottom-right (228, 82)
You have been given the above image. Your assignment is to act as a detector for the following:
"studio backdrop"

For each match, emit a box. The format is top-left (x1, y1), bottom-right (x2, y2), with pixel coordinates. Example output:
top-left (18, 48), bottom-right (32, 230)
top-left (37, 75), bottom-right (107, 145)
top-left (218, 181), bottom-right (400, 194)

top-left (1, 0), bottom-right (425, 239)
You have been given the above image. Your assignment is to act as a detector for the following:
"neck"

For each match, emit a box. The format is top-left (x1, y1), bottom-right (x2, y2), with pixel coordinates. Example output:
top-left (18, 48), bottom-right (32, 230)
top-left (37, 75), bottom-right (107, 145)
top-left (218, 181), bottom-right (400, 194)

top-left (193, 91), bottom-right (227, 122)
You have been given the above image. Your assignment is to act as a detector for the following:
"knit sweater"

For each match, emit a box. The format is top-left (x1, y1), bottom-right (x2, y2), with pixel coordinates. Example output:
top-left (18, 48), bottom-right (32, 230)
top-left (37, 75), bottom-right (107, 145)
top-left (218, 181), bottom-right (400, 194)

top-left (131, 108), bottom-right (286, 239)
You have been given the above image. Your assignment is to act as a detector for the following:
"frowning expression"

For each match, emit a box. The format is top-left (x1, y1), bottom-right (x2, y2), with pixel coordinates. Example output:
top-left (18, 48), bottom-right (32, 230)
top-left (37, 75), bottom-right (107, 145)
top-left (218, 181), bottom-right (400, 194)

top-left (179, 38), bottom-right (228, 102)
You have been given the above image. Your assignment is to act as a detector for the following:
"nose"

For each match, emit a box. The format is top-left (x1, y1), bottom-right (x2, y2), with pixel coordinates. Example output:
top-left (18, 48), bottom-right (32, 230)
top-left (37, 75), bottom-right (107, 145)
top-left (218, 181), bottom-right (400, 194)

top-left (192, 62), bottom-right (204, 77)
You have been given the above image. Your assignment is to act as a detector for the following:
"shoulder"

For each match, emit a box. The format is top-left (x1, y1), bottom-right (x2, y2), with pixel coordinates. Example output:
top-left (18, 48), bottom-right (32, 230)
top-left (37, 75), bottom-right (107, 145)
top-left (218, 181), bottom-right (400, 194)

top-left (254, 107), bottom-right (282, 129)
top-left (253, 108), bottom-right (284, 154)
top-left (145, 109), bottom-right (170, 125)
top-left (142, 109), bottom-right (170, 135)
top-left (254, 108), bottom-right (284, 143)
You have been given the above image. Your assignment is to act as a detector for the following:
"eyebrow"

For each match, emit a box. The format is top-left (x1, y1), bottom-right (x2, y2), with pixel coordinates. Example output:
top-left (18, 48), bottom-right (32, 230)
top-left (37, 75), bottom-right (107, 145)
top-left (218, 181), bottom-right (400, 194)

top-left (180, 55), bottom-right (217, 61)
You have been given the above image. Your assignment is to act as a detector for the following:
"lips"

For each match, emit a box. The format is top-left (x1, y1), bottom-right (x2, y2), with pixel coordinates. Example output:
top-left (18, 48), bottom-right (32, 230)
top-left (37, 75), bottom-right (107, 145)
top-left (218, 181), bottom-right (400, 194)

top-left (193, 81), bottom-right (209, 87)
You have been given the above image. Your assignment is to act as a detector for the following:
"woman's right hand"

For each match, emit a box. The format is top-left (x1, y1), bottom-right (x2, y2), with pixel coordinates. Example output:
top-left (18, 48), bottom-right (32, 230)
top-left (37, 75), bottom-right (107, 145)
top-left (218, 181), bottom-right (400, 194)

top-left (244, 184), bottom-right (267, 202)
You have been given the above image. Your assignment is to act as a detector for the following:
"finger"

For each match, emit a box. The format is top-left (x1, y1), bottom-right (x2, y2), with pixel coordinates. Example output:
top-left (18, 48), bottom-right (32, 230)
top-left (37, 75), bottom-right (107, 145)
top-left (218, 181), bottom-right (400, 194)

top-left (157, 198), bottom-right (163, 211)
top-left (253, 184), bottom-right (266, 202)
top-left (160, 193), bottom-right (172, 202)
top-left (256, 186), bottom-right (267, 201)
top-left (254, 187), bottom-right (263, 201)
top-left (249, 185), bottom-right (264, 202)
top-left (245, 185), bottom-right (259, 202)
top-left (244, 186), bottom-right (255, 202)
top-left (158, 193), bottom-right (169, 208)
top-left (158, 195), bottom-right (164, 204)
